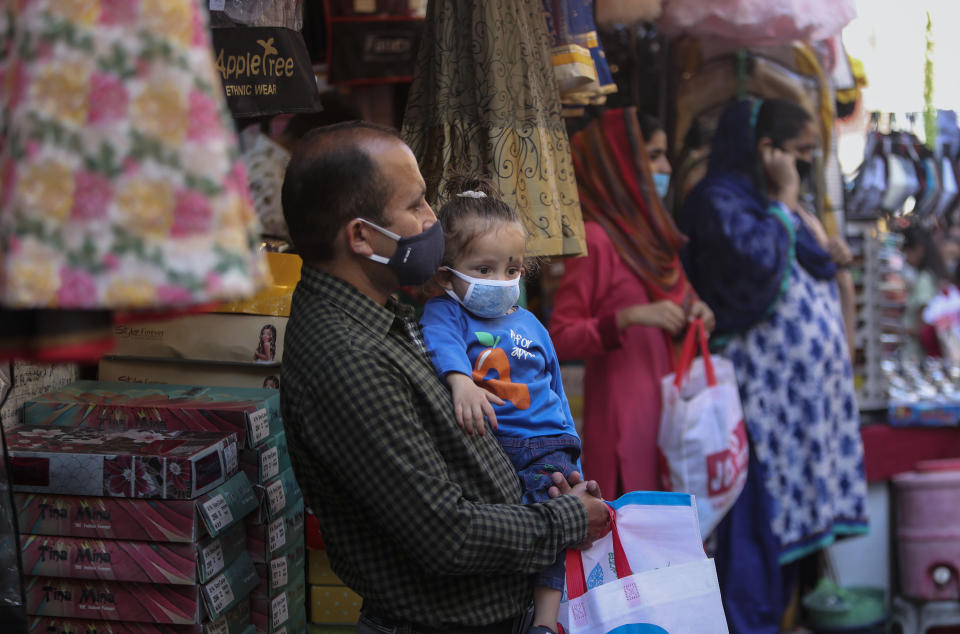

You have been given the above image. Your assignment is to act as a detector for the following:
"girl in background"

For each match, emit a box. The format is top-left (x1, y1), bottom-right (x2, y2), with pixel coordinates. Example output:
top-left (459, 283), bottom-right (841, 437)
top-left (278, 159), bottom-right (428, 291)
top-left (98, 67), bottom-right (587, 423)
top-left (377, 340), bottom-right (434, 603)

top-left (679, 98), bottom-right (867, 634)
top-left (550, 107), bottom-right (713, 498)
top-left (420, 175), bottom-right (581, 634)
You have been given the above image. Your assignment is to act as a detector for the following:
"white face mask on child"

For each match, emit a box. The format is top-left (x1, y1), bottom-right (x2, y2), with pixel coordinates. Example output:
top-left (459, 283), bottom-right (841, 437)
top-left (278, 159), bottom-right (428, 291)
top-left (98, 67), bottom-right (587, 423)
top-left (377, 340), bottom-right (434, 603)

top-left (443, 267), bottom-right (521, 318)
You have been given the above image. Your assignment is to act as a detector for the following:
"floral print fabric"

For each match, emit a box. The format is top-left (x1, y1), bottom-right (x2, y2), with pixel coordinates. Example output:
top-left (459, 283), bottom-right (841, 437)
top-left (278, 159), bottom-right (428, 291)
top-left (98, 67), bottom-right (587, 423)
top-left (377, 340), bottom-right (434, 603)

top-left (723, 262), bottom-right (868, 563)
top-left (0, 0), bottom-right (267, 309)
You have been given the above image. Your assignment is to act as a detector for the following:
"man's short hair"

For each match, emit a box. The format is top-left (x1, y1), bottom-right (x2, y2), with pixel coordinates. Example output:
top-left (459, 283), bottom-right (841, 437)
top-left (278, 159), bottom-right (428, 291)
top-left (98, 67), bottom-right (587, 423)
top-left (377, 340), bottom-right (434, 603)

top-left (281, 121), bottom-right (402, 262)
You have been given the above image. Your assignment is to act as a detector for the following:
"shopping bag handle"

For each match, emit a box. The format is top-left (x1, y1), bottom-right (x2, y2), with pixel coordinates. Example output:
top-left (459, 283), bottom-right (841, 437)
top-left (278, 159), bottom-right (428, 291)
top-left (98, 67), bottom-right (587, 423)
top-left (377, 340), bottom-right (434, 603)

top-left (565, 504), bottom-right (632, 600)
top-left (673, 318), bottom-right (716, 389)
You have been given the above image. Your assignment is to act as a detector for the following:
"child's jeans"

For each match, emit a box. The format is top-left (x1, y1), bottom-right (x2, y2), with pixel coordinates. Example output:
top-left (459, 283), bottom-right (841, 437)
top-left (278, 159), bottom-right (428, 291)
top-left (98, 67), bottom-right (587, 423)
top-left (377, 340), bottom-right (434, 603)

top-left (498, 433), bottom-right (581, 591)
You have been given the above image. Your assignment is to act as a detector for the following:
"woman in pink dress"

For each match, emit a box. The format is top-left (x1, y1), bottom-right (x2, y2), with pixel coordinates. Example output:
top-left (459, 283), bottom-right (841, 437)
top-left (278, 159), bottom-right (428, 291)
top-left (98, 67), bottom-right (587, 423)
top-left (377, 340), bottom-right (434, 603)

top-left (549, 108), bottom-right (714, 496)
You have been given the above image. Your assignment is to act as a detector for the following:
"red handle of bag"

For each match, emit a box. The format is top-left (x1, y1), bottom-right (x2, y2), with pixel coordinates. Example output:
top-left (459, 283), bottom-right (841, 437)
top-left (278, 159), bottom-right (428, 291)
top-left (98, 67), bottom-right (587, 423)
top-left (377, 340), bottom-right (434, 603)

top-left (673, 318), bottom-right (716, 389)
top-left (564, 504), bottom-right (633, 600)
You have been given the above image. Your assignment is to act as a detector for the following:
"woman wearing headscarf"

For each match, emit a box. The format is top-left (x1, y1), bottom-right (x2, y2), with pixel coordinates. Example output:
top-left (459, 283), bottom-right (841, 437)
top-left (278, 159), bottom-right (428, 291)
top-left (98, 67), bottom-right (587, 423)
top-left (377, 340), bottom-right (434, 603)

top-left (549, 107), bottom-right (714, 498)
top-left (679, 98), bottom-right (868, 634)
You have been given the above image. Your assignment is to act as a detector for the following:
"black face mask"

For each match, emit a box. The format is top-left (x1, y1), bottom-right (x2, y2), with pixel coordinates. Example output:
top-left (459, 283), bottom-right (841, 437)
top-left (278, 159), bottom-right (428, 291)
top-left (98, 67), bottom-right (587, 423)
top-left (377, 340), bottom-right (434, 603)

top-left (795, 158), bottom-right (813, 183)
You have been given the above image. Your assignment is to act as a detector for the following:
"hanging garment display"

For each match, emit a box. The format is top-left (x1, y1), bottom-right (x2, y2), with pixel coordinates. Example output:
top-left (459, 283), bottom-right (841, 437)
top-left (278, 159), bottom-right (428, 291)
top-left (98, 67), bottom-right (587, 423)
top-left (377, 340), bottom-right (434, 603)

top-left (659, 0), bottom-right (856, 48)
top-left (402, 0), bottom-right (586, 257)
top-left (543, 0), bottom-right (617, 107)
top-left (0, 0), bottom-right (268, 311)
top-left (594, 0), bottom-right (662, 27)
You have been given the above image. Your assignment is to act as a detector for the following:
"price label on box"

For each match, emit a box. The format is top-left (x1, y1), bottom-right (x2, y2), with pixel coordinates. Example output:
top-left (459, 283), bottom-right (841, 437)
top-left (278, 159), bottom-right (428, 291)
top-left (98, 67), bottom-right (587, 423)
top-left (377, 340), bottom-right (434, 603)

top-left (271, 593), bottom-right (289, 629)
top-left (248, 408), bottom-right (271, 445)
top-left (202, 495), bottom-right (234, 533)
top-left (261, 446), bottom-right (280, 481)
top-left (266, 479), bottom-right (286, 516)
top-left (207, 616), bottom-right (229, 634)
top-left (224, 442), bottom-right (238, 474)
top-left (270, 556), bottom-right (288, 588)
top-left (201, 540), bottom-right (225, 577)
top-left (206, 573), bottom-right (236, 616)
top-left (268, 517), bottom-right (286, 554)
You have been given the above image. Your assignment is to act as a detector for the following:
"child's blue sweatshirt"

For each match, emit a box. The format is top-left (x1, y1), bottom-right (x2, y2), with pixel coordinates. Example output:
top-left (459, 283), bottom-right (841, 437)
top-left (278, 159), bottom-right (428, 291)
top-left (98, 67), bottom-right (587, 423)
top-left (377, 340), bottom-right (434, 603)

top-left (420, 295), bottom-right (577, 440)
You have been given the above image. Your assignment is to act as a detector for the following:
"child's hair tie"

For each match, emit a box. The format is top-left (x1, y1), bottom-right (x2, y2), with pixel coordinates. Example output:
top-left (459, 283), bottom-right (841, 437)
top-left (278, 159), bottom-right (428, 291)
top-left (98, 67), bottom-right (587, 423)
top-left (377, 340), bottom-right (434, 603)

top-left (456, 190), bottom-right (487, 199)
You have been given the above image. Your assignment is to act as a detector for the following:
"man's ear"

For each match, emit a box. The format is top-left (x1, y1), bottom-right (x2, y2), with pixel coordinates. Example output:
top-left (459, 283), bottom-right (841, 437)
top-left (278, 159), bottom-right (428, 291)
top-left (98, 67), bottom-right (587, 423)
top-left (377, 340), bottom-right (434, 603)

top-left (345, 219), bottom-right (375, 257)
top-left (434, 267), bottom-right (454, 291)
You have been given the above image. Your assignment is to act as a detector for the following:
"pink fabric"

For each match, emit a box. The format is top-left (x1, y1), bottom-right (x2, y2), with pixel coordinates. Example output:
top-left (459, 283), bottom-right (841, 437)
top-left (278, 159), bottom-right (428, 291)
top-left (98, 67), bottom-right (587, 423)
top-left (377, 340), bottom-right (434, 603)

top-left (550, 222), bottom-right (674, 495)
top-left (659, 0), bottom-right (856, 47)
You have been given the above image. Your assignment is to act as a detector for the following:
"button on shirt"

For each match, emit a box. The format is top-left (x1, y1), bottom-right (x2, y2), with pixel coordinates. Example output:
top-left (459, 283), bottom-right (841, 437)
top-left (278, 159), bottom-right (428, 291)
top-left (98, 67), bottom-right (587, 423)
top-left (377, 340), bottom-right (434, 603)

top-left (281, 267), bottom-right (588, 629)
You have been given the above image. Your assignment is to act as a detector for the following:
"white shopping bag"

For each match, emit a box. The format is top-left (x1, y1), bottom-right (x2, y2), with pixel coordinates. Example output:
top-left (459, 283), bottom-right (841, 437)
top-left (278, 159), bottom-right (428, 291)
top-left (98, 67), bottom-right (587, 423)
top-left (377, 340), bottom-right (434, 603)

top-left (559, 491), bottom-right (728, 634)
top-left (657, 319), bottom-right (748, 538)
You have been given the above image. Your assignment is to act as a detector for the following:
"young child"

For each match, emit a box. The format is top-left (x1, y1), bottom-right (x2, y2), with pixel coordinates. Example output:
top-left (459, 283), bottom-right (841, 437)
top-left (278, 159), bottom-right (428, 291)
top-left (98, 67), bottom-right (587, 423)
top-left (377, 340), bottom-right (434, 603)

top-left (420, 175), bottom-right (581, 634)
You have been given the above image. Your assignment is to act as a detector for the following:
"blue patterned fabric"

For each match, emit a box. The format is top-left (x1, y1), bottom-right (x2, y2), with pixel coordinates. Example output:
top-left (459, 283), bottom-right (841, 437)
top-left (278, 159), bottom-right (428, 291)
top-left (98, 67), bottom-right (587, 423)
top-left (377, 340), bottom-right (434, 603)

top-left (722, 261), bottom-right (868, 563)
top-left (679, 100), bottom-right (837, 337)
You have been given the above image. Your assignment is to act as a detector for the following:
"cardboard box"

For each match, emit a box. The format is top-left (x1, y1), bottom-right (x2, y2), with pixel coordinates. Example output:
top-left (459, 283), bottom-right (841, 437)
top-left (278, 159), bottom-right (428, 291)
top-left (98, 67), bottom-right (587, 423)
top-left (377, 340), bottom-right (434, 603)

top-left (215, 252), bottom-right (301, 318)
top-left (111, 314), bottom-right (287, 365)
top-left (21, 522), bottom-right (247, 585)
top-left (16, 472), bottom-right (259, 542)
top-left (7, 426), bottom-right (239, 499)
top-left (23, 381), bottom-right (284, 448)
top-left (252, 468), bottom-right (302, 523)
top-left (308, 585), bottom-right (361, 625)
top-left (251, 581), bottom-right (306, 633)
top-left (99, 358), bottom-right (282, 391)
top-left (247, 499), bottom-right (304, 564)
top-left (24, 551), bottom-right (259, 624)
top-left (253, 552), bottom-right (305, 600)
top-left (306, 550), bottom-right (343, 587)
top-left (253, 607), bottom-right (306, 634)
top-left (240, 432), bottom-right (292, 485)
top-left (0, 362), bottom-right (80, 431)
top-left (27, 593), bottom-right (252, 633)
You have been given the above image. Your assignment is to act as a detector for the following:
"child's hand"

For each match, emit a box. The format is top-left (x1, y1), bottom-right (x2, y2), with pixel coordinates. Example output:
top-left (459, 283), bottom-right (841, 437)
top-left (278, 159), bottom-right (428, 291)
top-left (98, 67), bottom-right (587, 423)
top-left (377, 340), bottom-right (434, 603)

top-left (446, 372), bottom-right (504, 436)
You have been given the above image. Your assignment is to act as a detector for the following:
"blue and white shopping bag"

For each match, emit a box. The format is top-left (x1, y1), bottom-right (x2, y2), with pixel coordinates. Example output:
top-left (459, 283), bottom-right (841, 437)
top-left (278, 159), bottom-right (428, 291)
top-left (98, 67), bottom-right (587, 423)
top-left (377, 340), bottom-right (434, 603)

top-left (559, 492), bottom-right (728, 634)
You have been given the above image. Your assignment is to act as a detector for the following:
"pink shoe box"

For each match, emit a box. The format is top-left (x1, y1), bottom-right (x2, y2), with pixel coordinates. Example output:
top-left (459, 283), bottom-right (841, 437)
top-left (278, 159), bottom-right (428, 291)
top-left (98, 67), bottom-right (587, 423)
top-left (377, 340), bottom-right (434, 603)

top-left (7, 426), bottom-right (239, 500)
top-left (23, 381), bottom-right (284, 448)
top-left (28, 597), bottom-right (252, 633)
top-left (25, 551), bottom-right (259, 624)
top-left (239, 432), bottom-right (292, 485)
top-left (253, 543), bottom-right (305, 598)
top-left (251, 468), bottom-right (301, 524)
top-left (16, 472), bottom-right (259, 543)
top-left (247, 499), bottom-right (304, 564)
top-left (21, 522), bottom-right (247, 585)
top-left (251, 581), bottom-right (306, 634)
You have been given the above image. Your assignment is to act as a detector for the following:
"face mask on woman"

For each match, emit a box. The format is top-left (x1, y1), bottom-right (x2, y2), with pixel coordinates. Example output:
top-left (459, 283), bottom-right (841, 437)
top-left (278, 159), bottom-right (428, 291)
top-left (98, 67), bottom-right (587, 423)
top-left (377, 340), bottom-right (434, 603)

top-left (653, 173), bottom-right (670, 199)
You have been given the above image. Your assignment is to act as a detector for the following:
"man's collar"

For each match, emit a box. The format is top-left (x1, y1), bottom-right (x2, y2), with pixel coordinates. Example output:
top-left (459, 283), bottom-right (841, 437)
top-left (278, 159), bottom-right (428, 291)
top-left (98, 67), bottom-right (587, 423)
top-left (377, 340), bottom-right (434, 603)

top-left (298, 265), bottom-right (410, 337)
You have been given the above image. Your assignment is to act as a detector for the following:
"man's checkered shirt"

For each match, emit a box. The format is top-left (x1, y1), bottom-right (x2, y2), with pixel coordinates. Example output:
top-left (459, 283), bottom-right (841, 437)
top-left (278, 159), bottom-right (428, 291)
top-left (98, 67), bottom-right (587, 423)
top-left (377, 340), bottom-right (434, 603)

top-left (281, 267), bottom-right (587, 629)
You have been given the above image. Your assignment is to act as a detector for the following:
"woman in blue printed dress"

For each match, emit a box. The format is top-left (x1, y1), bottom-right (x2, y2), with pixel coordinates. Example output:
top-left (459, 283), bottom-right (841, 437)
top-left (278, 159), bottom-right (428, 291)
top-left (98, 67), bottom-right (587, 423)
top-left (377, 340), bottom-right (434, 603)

top-left (678, 98), bottom-right (868, 634)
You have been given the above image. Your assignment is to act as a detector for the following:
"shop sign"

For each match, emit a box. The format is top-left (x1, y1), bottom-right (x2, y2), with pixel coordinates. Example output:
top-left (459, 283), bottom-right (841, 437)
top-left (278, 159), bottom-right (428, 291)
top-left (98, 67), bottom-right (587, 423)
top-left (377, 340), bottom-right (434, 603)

top-left (212, 26), bottom-right (322, 118)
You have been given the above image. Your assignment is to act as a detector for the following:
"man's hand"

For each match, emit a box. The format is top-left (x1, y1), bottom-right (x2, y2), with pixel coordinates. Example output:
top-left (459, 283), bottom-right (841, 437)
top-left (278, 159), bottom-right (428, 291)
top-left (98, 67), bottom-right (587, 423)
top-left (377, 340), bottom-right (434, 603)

top-left (549, 471), bottom-right (609, 549)
top-left (446, 372), bottom-right (503, 436)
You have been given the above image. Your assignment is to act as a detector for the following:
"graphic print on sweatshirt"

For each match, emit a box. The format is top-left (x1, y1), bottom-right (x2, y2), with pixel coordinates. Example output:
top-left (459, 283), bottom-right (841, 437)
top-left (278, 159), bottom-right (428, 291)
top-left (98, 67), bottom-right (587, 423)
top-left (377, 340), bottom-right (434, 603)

top-left (472, 329), bottom-right (534, 409)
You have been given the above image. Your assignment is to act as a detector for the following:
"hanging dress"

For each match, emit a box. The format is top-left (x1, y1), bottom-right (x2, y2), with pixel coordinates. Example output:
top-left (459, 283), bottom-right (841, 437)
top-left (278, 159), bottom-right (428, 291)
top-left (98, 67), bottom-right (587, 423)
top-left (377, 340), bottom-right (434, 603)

top-left (401, 0), bottom-right (586, 257)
